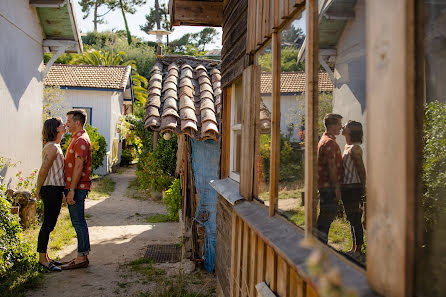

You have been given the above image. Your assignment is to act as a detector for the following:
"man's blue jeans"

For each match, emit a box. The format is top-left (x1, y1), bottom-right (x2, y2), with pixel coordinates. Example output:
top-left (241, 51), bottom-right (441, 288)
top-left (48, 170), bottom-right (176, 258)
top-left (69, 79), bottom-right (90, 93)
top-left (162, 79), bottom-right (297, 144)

top-left (65, 189), bottom-right (90, 256)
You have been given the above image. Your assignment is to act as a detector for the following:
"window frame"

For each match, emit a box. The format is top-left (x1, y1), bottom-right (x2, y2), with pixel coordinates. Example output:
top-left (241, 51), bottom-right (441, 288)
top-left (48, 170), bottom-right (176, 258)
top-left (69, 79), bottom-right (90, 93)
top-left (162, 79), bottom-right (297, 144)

top-left (229, 79), bottom-right (242, 183)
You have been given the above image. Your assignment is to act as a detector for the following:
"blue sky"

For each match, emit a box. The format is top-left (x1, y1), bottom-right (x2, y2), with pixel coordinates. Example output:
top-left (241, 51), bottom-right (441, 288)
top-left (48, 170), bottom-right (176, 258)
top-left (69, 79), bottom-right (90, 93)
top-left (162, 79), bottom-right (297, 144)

top-left (73, 0), bottom-right (223, 49)
top-left (72, 1), bottom-right (306, 50)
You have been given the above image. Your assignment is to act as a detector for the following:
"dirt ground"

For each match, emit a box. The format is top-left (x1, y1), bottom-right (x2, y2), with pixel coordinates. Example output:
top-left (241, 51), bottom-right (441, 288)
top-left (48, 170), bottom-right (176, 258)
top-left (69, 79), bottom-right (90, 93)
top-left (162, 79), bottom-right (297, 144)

top-left (26, 166), bottom-right (216, 297)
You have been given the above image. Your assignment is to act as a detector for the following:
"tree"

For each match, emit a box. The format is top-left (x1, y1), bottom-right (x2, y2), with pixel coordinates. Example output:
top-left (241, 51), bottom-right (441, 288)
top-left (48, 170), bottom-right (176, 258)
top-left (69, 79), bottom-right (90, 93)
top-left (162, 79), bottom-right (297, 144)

top-left (258, 46), bottom-right (304, 72)
top-left (194, 27), bottom-right (218, 51)
top-left (282, 24), bottom-right (304, 45)
top-left (168, 27), bottom-right (218, 54)
top-left (140, 1), bottom-right (173, 44)
top-left (78, 0), bottom-right (118, 32)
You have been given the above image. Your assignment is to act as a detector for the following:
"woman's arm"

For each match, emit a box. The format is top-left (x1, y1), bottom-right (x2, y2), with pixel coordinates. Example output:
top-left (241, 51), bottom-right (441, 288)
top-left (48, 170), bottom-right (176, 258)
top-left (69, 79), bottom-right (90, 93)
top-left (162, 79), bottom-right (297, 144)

top-left (35, 145), bottom-right (58, 198)
top-left (351, 146), bottom-right (366, 186)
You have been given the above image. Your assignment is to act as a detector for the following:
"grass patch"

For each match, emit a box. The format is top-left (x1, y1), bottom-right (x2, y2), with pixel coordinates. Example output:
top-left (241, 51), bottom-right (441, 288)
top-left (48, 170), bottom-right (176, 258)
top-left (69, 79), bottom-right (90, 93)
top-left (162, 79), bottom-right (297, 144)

top-left (89, 176), bottom-right (116, 200)
top-left (85, 213), bottom-right (92, 219)
top-left (145, 214), bottom-right (175, 223)
top-left (126, 178), bottom-right (151, 201)
top-left (1, 206), bottom-right (77, 296)
top-left (128, 258), bottom-right (166, 281)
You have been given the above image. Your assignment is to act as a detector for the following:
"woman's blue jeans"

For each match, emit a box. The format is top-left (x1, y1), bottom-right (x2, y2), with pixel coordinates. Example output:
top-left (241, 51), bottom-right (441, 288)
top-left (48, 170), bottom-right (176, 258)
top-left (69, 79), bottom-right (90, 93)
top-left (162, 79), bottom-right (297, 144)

top-left (65, 189), bottom-right (90, 256)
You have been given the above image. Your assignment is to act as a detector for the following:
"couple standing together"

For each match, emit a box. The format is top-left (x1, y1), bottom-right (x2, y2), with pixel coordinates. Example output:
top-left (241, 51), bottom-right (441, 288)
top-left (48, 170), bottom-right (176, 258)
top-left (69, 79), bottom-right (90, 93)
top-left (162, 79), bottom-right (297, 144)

top-left (34, 110), bottom-right (92, 272)
top-left (317, 113), bottom-right (366, 257)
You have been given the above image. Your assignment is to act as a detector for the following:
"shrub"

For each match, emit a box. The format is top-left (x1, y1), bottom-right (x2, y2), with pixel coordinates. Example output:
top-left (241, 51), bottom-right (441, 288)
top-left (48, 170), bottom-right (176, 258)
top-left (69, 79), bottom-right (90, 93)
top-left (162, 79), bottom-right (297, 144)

top-left (61, 124), bottom-right (107, 172)
top-left (423, 101), bottom-right (446, 230)
top-left (120, 148), bottom-right (133, 166)
top-left (162, 179), bottom-right (182, 221)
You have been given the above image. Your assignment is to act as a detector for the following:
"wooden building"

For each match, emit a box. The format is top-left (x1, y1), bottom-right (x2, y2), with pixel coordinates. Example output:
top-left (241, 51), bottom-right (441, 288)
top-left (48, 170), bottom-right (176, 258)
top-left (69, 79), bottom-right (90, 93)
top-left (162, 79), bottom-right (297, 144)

top-left (168, 1), bottom-right (446, 297)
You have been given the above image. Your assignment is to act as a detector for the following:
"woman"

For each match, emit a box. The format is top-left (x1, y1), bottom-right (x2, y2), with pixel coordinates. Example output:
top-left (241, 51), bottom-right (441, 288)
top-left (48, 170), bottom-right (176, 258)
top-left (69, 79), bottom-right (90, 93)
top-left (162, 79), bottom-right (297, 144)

top-left (341, 120), bottom-right (366, 256)
top-left (35, 117), bottom-right (66, 272)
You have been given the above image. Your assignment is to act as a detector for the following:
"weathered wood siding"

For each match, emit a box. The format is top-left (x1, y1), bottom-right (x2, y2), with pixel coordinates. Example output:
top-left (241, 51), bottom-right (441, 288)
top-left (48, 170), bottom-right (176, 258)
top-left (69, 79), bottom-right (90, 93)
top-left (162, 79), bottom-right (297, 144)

top-left (215, 195), bottom-right (233, 297)
top-left (221, 0), bottom-right (248, 87)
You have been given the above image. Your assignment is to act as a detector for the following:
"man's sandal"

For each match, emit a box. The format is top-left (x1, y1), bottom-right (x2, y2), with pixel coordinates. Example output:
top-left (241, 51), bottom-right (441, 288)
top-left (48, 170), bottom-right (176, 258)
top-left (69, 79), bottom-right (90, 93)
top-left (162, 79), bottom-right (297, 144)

top-left (61, 260), bottom-right (89, 270)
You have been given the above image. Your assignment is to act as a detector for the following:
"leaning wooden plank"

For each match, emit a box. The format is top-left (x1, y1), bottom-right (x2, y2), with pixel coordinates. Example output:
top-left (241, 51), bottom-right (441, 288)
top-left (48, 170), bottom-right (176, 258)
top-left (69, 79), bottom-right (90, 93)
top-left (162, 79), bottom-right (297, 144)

top-left (306, 283), bottom-right (318, 297)
top-left (265, 245), bottom-right (277, 292)
top-left (256, 282), bottom-right (277, 297)
top-left (256, 240), bottom-right (266, 297)
top-left (262, 0), bottom-right (270, 41)
top-left (256, 0), bottom-right (264, 46)
top-left (249, 230), bottom-right (258, 297)
top-left (235, 218), bottom-right (244, 297)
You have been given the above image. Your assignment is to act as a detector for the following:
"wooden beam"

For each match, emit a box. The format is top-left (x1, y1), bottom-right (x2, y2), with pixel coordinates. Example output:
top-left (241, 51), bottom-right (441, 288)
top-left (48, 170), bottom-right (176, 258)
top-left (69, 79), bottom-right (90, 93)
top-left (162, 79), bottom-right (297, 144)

top-left (304, 0), bottom-right (319, 238)
top-left (269, 32), bottom-right (281, 217)
top-left (256, 0), bottom-right (264, 46)
top-left (230, 212), bottom-right (238, 297)
top-left (249, 231), bottom-right (258, 297)
top-left (173, 1), bottom-right (223, 26)
top-left (323, 10), bottom-right (355, 20)
top-left (29, 0), bottom-right (66, 7)
top-left (366, 0), bottom-right (415, 296)
top-left (221, 87), bottom-right (232, 179)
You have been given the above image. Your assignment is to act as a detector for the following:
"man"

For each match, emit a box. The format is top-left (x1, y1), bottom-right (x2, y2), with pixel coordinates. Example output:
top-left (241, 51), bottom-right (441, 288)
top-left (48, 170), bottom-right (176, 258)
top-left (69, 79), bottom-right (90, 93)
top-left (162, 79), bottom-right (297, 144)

top-left (61, 110), bottom-right (92, 270)
top-left (316, 113), bottom-right (343, 244)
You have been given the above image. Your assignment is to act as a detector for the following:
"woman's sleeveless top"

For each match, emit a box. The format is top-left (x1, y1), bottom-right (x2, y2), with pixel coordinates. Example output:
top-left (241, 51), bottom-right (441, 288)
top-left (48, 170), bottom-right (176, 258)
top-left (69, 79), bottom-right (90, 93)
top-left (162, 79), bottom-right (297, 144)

top-left (42, 142), bottom-right (65, 186)
top-left (342, 143), bottom-right (361, 184)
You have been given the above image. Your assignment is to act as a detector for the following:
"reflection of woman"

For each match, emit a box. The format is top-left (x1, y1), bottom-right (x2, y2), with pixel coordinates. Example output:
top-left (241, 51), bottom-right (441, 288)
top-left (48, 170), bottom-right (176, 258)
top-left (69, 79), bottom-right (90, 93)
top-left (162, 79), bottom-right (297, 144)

top-left (35, 118), bottom-right (66, 272)
top-left (341, 121), bottom-right (366, 256)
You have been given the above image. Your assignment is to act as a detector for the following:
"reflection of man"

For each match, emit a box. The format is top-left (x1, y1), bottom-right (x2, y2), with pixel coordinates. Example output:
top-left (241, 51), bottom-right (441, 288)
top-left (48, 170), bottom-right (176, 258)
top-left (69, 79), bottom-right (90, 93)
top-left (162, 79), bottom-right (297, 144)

top-left (62, 110), bottom-right (92, 269)
top-left (316, 113), bottom-right (343, 244)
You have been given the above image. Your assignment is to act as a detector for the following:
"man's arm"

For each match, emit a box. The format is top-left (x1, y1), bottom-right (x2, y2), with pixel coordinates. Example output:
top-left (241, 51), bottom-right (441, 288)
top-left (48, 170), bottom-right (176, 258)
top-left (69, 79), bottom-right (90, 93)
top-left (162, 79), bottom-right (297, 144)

top-left (327, 157), bottom-right (341, 200)
top-left (35, 145), bottom-right (57, 199)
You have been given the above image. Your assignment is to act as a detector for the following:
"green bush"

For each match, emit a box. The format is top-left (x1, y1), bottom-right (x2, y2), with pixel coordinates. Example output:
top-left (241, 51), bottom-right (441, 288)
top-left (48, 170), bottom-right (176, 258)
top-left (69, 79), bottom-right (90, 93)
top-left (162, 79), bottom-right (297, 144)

top-left (120, 148), bottom-right (134, 166)
top-left (162, 179), bottom-right (182, 221)
top-left (423, 101), bottom-right (446, 230)
top-left (61, 124), bottom-right (107, 172)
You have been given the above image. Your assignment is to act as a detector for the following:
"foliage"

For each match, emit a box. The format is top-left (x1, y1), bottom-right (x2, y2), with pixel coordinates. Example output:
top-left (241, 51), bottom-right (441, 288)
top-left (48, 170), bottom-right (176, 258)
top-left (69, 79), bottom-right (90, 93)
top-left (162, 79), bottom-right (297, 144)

top-left (162, 179), bottom-right (181, 221)
top-left (423, 101), bottom-right (446, 231)
top-left (42, 86), bottom-right (69, 122)
top-left (15, 169), bottom-right (38, 197)
top-left (258, 46), bottom-right (304, 72)
top-left (0, 159), bottom-right (37, 291)
top-left (282, 24), bottom-right (305, 44)
top-left (145, 213), bottom-right (174, 223)
top-left (168, 27), bottom-right (218, 53)
top-left (61, 124), bottom-right (107, 172)
top-left (318, 93), bottom-right (334, 134)
top-left (140, 0), bottom-right (173, 44)
top-left (120, 148), bottom-right (134, 166)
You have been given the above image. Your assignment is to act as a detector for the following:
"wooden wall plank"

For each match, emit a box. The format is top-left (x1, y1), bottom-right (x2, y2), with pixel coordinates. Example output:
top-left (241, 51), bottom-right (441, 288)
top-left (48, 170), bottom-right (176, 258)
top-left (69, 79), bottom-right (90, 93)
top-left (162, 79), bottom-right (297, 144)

top-left (269, 32), bottom-right (281, 216)
top-left (271, 0), bottom-right (279, 30)
top-left (306, 284), bottom-right (318, 297)
top-left (289, 269), bottom-right (305, 297)
top-left (277, 257), bottom-right (290, 297)
top-left (231, 214), bottom-right (238, 297)
top-left (265, 246), bottom-right (277, 293)
top-left (173, 1), bottom-right (223, 26)
top-left (241, 224), bottom-right (250, 296)
top-left (366, 0), bottom-right (416, 296)
top-left (216, 197), bottom-right (233, 297)
top-left (256, 240), bottom-right (266, 297)
top-left (256, 0), bottom-right (264, 46)
top-left (236, 218), bottom-right (244, 297)
top-left (304, 0), bottom-right (319, 238)
top-left (262, 0), bottom-right (270, 42)
top-left (249, 231), bottom-right (258, 297)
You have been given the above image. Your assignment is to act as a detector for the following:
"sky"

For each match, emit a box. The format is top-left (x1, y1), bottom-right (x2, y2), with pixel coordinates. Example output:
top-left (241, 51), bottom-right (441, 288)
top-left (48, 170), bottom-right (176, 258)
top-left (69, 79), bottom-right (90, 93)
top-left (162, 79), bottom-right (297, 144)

top-left (73, 0), bottom-right (223, 50)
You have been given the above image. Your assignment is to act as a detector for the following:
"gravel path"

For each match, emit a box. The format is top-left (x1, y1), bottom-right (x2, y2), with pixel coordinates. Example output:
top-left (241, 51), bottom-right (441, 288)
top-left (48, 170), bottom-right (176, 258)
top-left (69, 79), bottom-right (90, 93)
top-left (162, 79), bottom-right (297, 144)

top-left (26, 166), bottom-right (181, 297)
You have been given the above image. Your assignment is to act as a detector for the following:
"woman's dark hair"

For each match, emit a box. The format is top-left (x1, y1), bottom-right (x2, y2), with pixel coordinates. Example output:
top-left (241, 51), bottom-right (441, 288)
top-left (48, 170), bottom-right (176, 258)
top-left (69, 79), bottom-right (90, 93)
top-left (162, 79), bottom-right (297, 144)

top-left (42, 117), bottom-right (63, 144)
top-left (346, 120), bottom-right (363, 144)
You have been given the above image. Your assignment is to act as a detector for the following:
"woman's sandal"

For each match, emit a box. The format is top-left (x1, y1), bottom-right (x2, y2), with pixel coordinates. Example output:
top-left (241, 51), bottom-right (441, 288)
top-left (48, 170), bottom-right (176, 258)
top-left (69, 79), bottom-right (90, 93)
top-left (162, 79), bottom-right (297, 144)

top-left (39, 262), bottom-right (62, 272)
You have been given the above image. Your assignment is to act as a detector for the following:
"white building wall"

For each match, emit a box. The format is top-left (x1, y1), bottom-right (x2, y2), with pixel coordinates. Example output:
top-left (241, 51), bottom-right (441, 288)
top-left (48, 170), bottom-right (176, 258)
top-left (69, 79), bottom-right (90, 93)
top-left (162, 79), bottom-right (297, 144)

top-left (332, 0), bottom-right (367, 164)
top-left (64, 89), bottom-right (112, 175)
top-left (0, 1), bottom-right (44, 187)
top-left (262, 94), bottom-right (304, 142)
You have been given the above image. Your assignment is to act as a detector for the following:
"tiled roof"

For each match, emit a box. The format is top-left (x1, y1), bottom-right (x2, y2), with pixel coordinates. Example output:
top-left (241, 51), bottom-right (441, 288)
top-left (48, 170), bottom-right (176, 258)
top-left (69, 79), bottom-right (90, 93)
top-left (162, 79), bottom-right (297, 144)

top-left (44, 64), bottom-right (132, 90)
top-left (144, 57), bottom-right (221, 141)
top-left (260, 72), bottom-right (333, 94)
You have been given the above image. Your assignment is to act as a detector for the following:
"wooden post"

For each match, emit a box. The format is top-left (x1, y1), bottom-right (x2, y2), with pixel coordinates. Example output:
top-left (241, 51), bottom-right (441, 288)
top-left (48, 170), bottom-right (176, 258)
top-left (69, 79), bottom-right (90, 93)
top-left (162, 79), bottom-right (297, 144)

top-left (269, 31), bottom-right (281, 216)
top-left (304, 0), bottom-right (319, 237)
top-left (153, 131), bottom-right (159, 151)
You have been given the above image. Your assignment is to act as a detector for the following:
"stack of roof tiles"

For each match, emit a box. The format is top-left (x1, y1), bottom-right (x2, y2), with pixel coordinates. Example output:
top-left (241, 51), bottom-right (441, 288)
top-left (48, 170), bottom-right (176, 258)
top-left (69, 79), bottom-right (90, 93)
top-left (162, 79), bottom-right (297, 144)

top-left (260, 72), bottom-right (333, 94)
top-left (144, 60), bottom-right (222, 141)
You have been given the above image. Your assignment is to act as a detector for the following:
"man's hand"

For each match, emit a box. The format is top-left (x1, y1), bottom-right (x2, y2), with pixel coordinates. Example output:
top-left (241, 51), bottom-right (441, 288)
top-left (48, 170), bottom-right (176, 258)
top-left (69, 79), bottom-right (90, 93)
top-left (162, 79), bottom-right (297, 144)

top-left (66, 190), bottom-right (76, 205)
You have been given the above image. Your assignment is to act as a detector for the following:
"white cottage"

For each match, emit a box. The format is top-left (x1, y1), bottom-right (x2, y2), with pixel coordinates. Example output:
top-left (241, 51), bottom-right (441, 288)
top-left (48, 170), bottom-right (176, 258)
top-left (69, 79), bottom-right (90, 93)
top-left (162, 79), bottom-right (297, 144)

top-left (0, 0), bottom-right (82, 186)
top-left (44, 64), bottom-right (134, 175)
top-left (260, 72), bottom-right (333, 141)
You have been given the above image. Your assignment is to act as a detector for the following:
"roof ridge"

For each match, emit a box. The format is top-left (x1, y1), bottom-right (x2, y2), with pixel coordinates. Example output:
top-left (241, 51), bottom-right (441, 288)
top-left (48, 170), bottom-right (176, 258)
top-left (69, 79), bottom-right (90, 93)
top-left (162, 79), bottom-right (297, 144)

top-left (50, 64), bottom-right (129, 68)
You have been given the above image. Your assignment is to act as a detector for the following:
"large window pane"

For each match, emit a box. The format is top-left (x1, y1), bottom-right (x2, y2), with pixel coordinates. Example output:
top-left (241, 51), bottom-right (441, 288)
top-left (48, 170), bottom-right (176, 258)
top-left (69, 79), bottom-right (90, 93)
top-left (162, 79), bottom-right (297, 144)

top-left (416, 2), bottom-right (446, 296)
top-left (312, 0), bottom-right (368, 267)
top-left (276, 15), bottom-right (306, 228)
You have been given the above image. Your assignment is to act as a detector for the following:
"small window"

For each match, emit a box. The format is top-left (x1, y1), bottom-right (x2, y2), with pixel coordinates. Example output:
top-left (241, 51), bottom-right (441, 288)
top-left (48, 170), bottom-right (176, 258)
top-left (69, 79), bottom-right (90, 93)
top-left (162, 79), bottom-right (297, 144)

top-left (229, 78), bottom-right (243, 182)
top-left (72, 107), bottom-right (92, 125)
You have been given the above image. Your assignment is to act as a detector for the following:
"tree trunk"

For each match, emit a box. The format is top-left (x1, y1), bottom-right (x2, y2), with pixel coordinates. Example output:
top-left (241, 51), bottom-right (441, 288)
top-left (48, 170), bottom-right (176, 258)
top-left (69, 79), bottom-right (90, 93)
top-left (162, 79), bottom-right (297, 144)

top-left (93, 1), bottom-right (98, 32)
top-left (155, 0), bottom-right (161, 30)
top-left (119, 0), bottom-right (132, 45)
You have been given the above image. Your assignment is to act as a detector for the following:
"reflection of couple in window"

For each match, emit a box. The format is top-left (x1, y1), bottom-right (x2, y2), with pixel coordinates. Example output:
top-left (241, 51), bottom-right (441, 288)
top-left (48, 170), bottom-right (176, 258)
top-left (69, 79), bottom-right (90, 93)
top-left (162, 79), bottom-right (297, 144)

top-left (317, 114), bottom-right (366, 257)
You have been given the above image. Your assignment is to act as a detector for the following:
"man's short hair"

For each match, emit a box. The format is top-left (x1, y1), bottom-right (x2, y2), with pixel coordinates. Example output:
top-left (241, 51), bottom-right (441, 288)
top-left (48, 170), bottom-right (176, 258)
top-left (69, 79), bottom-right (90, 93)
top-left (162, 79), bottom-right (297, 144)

top-left (324, 113), bottom-right (343, 129)
top-left (67, 109), bottom-right (87, 126)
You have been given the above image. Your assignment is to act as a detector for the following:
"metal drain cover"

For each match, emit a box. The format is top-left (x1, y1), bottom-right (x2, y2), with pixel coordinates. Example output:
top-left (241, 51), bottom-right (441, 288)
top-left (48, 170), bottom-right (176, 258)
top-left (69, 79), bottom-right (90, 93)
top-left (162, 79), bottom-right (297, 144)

top-left (144, 244), bottom-right (181, 263)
